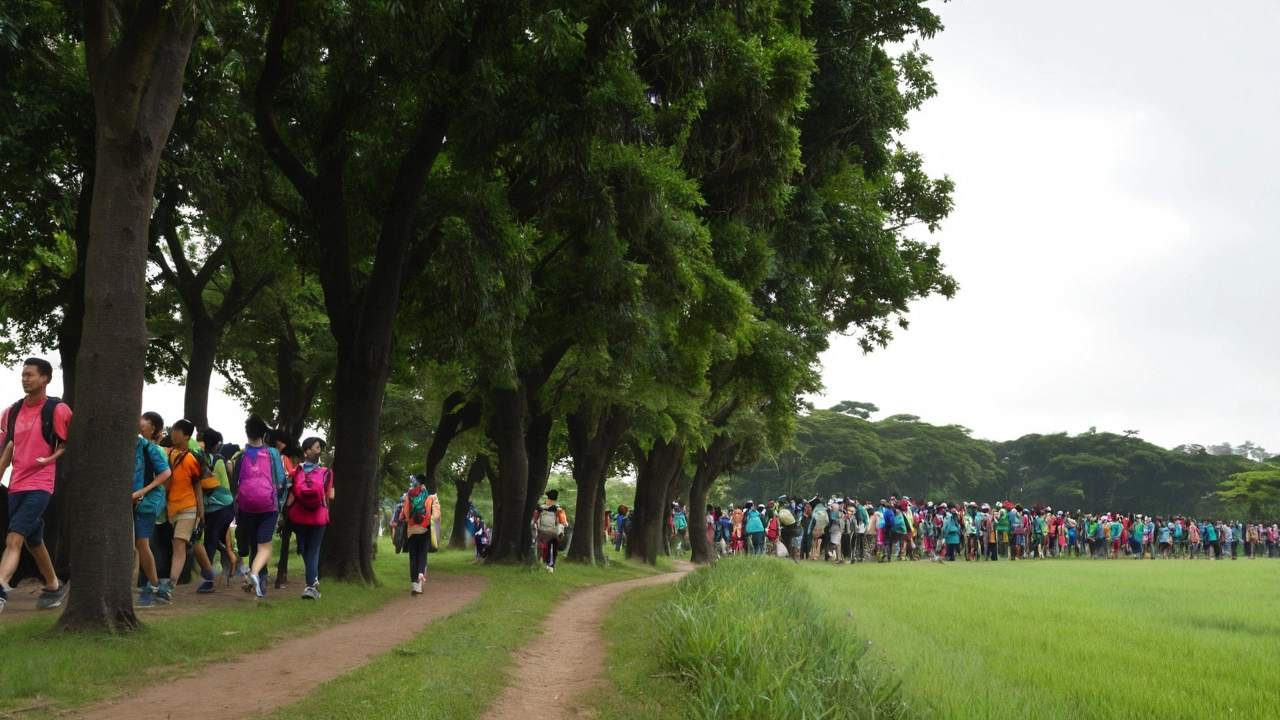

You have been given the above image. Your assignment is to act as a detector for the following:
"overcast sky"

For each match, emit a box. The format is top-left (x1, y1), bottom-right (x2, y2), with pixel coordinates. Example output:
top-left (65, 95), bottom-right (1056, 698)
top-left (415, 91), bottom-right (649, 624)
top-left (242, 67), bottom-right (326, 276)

top-left (2, 1), bottom-right (1276, 466)
top-left (814, 0), bottom-right (1280, 451)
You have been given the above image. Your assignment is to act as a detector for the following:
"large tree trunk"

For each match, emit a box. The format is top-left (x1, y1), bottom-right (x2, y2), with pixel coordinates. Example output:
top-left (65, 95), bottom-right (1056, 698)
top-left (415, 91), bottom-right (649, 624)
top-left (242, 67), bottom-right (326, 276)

top-left (319, 345), bottom-right (391, 581)
top-left (449, 454), bottom-right (489, 549)
top-left (485, 386), bottom-right (528, 564)
top-left (565, 405), bottom-right (629, 563)
top-left (271, 320), bottom-right (320, 443)
top-left (183, 316), bottom-right (219, 429)
top-left (59, 3), bottom-right (195, 633)
top-left (521, 408), bottom-right (554, 556)
top-left (689, 434), bottom-right (737, 565)
top-left (627, 438), bottom-right (685, 565)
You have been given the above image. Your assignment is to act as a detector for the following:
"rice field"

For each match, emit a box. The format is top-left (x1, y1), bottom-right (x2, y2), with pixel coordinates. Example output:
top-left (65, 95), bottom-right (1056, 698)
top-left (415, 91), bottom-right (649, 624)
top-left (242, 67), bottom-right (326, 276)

top-left (804, 558), bottom-right (1280, 720)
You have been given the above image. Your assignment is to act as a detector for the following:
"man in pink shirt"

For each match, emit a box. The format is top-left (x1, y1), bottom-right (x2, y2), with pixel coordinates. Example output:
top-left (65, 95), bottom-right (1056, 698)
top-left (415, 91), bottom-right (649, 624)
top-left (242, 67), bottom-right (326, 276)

top-left (0, 358), bottom-right (72, 613)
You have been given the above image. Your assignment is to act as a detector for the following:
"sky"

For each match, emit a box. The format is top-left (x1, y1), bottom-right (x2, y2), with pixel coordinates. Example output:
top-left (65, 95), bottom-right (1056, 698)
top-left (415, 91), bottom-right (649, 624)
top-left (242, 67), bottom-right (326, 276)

top-left (2, 1), bottom-right (1277, 465)
top-left (812, 0), bottom-right (1280, 451)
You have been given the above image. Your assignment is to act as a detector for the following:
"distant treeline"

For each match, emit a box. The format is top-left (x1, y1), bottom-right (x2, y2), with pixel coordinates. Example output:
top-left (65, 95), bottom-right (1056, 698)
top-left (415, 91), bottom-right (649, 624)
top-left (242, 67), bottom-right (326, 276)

top-left (725, 405), bottom-right (1277, 519)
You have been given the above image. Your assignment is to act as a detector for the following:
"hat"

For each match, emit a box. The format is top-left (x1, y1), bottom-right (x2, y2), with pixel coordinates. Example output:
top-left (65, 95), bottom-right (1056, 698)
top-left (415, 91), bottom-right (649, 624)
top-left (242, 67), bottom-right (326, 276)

top-left (927, 501), bottom-right (934, 507)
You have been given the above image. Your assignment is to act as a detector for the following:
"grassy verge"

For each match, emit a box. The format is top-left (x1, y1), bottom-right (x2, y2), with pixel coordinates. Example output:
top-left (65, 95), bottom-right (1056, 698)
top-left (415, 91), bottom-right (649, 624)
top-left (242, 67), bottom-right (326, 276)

top-left (266, 552), bottom-right (664, 719)
top-left (804, 559), bottom-right (1280, 720)
top-left (0, 537), bottom-right (445, 713)
top-left (591, 557), bottom-right (908, 720)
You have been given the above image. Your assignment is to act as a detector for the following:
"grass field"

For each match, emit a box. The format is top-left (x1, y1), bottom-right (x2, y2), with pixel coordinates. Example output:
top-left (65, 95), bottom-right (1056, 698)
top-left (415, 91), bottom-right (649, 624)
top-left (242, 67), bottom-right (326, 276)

top-left (804, 558), bottom-right (1280, 720)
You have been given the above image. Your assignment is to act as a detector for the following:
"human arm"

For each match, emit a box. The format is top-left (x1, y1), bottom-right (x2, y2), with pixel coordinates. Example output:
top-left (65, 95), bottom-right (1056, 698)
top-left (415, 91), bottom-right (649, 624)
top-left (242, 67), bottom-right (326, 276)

top-left (35, 445), bottom-right (65, 465)
top-left (431, 494), bottom-right (442, 522)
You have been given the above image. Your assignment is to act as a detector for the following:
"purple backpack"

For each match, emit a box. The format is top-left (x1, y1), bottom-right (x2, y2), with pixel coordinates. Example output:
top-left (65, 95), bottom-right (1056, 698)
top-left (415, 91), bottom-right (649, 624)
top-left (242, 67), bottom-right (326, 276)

top-left (237, 449), bottom-right (277, 513)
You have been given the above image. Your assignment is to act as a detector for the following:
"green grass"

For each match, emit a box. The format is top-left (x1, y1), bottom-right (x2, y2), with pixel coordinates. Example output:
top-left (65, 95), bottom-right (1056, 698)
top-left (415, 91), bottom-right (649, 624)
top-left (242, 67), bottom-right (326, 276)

top-left (0, 537), bottom-right (421, 713)
top-left (592, 557), bottom-right (907, 720)
top-left (804, 558), bottom-right (1280, 720)
top-left (266, 549), bottom-right (664, 719)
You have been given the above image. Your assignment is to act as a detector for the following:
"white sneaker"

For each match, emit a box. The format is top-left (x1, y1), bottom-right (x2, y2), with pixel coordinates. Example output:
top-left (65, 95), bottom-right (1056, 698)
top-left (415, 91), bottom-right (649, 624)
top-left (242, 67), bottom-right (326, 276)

top-left (547, 565), bottom-right (555, 573)
top-left (411, 581), bottom-right (422, 595)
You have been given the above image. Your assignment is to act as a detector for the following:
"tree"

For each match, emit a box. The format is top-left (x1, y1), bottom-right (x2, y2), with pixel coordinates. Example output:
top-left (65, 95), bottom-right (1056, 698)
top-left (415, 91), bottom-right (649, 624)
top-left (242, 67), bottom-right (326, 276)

top-left (58, 0), bottom-right (197, 633)
top-left (829, 401), bottom-right (880, 420)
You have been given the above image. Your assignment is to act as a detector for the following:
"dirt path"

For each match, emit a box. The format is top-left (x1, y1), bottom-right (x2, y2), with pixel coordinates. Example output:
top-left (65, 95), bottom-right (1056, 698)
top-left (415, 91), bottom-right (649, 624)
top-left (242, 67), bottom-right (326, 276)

top-left (71, 574), bottom-right (488, 720)
top-left (483, 563), bottom-right (692, 720)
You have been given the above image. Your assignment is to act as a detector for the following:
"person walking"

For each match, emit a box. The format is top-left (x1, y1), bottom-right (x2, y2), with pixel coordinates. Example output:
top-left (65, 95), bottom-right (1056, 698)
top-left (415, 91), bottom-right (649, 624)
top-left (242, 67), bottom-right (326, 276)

top-left (284, 437), bottom-right (333, 599)
top-left (133, 412), bottom-right (171, 606)
top-left (533, 489), bottom-right (568, 572)
top-left (196, 428), bottom-right (237, 583)
top-left (401, 476), bottom-right (440, 594)
top-left (0, 358), bottom-right (71, 613)
top-left (231, 415), bottom-right (288, 597)
top-left (163, 419), bottom-right (217, 598)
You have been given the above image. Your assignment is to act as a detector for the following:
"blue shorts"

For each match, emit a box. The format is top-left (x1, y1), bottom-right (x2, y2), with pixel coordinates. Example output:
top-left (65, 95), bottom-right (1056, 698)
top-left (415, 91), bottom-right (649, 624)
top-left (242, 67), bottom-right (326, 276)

top-left (237, 509), bottom-right (279, 546)
top-left (7, 490), bottom-right (51, 546)
top-left (134, 508), bottom-right (157, 540)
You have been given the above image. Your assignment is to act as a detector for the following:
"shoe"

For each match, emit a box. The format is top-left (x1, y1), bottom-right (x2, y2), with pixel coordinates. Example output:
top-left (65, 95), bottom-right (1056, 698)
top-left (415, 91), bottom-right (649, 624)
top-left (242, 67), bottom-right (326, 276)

top-left (547, 565), bottom-right (555, 573)
top-left (0, 585), bottom-right (8, 614)
top-left (249, 573), bottom-right (265, 598)
top-left (155, 581), bottom-right (173, 605)
top-left (137, 584), bottom-right (156, 607)
top-left (36, 581), bottom-right (68, 610)
top-left (411, 581), bottom-right (422, 595)
top-left (196, 579), bottom-right (215, 594)
top-left (301, 584), bottom-right (320, 600)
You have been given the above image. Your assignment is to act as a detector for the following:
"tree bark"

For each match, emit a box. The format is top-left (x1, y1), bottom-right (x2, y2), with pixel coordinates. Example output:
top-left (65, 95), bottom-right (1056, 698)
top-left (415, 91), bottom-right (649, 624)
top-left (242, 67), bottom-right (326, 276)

top-left (627, 438), bottom-right (685, 565)
top-left (565, 404), bottom-right (629, 563)
top-left (58, 1), bottom-right (196, 633)
top-left (521, 407), bottom-right (554, 556)
top-left (485, 386), bottom-right (528, 564)
top-left (449, 454), bottom-right (490, 549)
top-left (689, 433), bottom-right (738, 564)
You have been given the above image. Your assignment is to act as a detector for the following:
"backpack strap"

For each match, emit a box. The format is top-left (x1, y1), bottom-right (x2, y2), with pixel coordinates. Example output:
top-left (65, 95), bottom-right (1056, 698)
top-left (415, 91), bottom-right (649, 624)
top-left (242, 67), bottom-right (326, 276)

top-left (42, 397), bottom-right (63, 449)
top-left (4, 400), bottom-right (21, 449)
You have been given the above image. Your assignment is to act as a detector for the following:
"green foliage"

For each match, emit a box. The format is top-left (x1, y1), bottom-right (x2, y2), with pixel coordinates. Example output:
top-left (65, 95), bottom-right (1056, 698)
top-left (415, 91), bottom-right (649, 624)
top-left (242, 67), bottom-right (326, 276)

top-left (654, 557), bottom-right (908, 720)
top-left (1219, 469), bottom-right (1280, 521)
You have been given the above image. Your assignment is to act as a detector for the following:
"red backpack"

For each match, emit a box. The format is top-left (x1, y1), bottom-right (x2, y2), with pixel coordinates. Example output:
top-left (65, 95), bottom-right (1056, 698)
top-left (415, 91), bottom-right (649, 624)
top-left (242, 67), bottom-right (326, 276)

top-left (293, 465), bottom-right (330, 511)
top-left (766, 516), bottom-right (779, 540)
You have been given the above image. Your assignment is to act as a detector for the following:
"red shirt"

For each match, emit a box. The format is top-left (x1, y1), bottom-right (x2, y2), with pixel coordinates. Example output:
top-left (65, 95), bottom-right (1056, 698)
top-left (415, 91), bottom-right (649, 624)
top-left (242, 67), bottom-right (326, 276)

top-left (0, 399), bottom-right (72, 494)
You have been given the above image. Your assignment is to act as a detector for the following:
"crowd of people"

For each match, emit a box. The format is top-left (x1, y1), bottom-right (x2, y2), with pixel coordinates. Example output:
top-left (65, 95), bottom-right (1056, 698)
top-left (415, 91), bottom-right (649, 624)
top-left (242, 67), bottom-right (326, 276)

top-left (0, 357), bottom-right (345, 612)
top-left (693, 494), bottom-right (1279, 562)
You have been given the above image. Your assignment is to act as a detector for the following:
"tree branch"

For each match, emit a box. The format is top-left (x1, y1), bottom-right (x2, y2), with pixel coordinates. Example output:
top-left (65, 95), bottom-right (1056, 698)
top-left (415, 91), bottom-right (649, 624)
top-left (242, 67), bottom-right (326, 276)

top-left (254, 0), bottom-right (319, 207)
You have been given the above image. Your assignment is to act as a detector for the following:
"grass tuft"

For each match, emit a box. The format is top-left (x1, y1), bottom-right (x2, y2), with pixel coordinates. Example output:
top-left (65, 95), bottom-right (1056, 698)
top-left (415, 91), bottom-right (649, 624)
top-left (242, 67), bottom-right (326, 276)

top-left (653, 557), bottom-right (910, 720)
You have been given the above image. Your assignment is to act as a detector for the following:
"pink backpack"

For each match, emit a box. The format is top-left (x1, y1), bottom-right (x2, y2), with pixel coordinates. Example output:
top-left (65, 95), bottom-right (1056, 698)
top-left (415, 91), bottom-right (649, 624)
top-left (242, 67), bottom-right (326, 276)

top-left (237, 449), bottom-right (278, 514)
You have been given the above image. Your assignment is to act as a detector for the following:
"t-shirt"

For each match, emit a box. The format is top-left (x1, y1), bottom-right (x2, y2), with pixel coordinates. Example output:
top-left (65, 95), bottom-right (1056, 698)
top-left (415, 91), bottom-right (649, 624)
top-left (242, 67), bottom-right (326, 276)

top-left (1158, 526), bottom-right (1172, 543)
top-left (165, 446), bottom-right (202, 518)
top-left (0, 399), bottom-right (72, 494)
top-left (746, 509), bottom-right (764, 534)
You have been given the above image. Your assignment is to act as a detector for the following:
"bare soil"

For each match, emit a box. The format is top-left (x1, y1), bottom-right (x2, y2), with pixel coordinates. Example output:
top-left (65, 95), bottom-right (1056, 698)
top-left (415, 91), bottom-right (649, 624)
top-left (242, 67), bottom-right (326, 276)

top-left (482, 563), bottom-right (691, 720)
top-left (68, 574), bottom-right (488, 719)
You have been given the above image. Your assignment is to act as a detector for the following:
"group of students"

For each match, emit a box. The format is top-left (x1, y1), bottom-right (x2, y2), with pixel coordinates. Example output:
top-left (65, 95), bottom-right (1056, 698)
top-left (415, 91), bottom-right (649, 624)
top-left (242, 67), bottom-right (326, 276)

top-left (702, 493), bottom-right (1280, 563)
top-left (0, 357), bottom-right (336, 612)
top-left (131, 413), bottom-right (335, 604)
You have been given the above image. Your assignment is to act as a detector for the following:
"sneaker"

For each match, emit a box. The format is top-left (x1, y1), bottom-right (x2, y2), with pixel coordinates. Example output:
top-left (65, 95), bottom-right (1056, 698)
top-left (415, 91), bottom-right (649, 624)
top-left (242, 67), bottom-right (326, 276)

top-left (243, 572), bottom-right (255, 593)
top-left (196, 579), bottom-right (215, 594)
top-left (249, 573), bottom-right (265, 598)
top-left (547, 565), bottom-right (555, 573)
top-left (36, 581), bottom-right (68, 610)
top-left (0, 585), bottom-right (8, 614)
top-left (137, 584), bottom-right (156, 607)
top-left (411, 581), bottom-right (422, 595)
top-left (301, 585), bottom-right (320, 600)
top-left (155, 581), bottom-right (173, 605)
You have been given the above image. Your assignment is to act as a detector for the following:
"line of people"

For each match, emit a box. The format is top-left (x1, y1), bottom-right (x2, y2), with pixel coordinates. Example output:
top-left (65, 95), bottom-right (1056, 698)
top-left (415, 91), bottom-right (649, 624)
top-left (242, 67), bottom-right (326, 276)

top-left (703, 493), bottom-right (1279, 563)
top-left (0, 357), bottom-right (337, 612)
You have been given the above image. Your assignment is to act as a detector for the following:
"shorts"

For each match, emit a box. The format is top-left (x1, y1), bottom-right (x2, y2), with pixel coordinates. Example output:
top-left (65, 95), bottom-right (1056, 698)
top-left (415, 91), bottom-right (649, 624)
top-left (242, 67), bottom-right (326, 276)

top-left (134, 507), bottom-right (158, 540)
top-left (171, 510), bottom-right (198, 542)
top-left (238, 509), bottom-right (280, 546)
top-left (7, 490), bottom-right (51, 545)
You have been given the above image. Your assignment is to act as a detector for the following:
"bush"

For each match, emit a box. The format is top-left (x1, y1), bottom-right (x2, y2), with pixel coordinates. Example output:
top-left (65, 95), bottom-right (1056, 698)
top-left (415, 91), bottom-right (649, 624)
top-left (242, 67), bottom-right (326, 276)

top-left (655, 557), bottom-right (910, 720)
